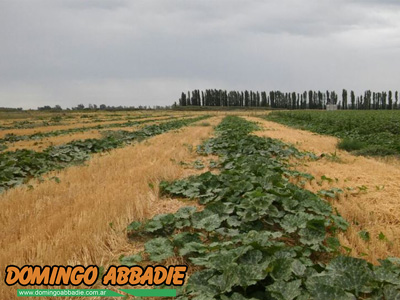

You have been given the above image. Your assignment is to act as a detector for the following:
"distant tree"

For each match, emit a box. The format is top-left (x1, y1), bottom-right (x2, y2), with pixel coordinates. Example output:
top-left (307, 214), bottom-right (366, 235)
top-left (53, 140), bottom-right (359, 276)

top-left (372, 92), bottom-right (376, 109)
top-left (342, 89), bottom-right (348, 109)
top-left (364, 90), bottom-right (372, 110)
top-left (270, 91), bottom-right (275, 108)
top-left (302, 91), bottom-right (307, 108)
top-left (376, 93), bottom-right (382, 109)
top-left (261, 92), bottom-right (267, 107)
top-left (350, 91), bottom-right (355, 109)
top-left (297, 93), bottom-right (300, 109)
top-left (330, 91), bottom-right (337, 105)
top-left (179, 93), bottom-right (187, 106)
top-left (382, 92), bottom-right (387, 109)
top-left (308, 90), bottom-right (313, 108)
top-left (38, 105), bottom-right (52, 111)
top-left (187, 91), bottom-right (191, 106)
top-left (244, 91), bottom-right (250, 107)
top-left (326, 90), bottom-right (330, 104)
top-left (291, 92), bottom-right (296, 109)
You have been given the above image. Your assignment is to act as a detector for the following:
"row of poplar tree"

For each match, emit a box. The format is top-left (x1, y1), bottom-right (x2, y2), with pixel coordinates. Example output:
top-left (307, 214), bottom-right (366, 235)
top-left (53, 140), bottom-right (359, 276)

top-left (177, 90), bottom-right (400, 109)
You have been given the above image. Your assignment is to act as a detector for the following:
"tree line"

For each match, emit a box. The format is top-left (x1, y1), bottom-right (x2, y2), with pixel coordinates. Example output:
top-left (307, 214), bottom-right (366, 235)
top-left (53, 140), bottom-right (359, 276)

top-left (176, 89), bottom-right (400, 109)
top-left (0, 107), bottom-right (23, 111)
top-left (37, 104), bottom-right (171, 111)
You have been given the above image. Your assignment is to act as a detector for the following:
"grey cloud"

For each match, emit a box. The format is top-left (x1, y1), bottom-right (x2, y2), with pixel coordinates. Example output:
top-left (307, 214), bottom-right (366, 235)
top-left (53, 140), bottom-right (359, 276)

top-left (0, 0), bottom-right (399, 108)
top-left (62, 0), bottom-right (128, 10)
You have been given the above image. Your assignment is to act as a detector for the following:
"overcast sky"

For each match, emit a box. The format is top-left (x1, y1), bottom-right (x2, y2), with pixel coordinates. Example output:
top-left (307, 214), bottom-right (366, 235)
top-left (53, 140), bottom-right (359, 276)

top-left (0, 0), bottom-right (399, 109)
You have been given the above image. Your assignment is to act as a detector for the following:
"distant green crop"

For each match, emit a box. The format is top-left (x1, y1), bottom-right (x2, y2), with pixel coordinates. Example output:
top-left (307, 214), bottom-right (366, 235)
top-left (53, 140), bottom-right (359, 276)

top-left (264, 110), bottom-right (400, 156)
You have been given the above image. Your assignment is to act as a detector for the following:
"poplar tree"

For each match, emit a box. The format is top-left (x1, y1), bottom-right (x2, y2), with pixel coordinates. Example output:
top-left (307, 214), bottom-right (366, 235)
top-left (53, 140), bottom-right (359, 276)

top-left (342, 89), bottom-right (348, 109)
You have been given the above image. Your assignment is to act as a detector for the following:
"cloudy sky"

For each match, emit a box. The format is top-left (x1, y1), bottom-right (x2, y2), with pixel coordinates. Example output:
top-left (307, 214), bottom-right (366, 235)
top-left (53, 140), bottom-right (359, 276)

top-left (0, 0), bottom-right (399, 109)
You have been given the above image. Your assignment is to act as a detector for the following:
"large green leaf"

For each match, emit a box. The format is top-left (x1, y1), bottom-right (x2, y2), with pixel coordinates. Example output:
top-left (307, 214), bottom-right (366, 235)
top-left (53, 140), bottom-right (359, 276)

top-left (192, 213), bottom-right (222, 231)
top-left (144, 237), bottom-right (174, 262)
top-left (266, 280), bottom-right (302, 300)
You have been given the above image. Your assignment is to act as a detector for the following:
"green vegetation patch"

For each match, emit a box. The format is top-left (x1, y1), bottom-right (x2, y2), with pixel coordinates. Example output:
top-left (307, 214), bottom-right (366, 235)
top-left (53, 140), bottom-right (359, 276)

top-left (264, 110), bottom-right (400, 156)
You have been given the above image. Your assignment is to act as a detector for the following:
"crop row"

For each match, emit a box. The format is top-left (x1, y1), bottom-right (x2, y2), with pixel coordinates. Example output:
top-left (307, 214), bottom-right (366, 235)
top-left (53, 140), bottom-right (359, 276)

top-left (125, 116), bottom-right (400, 299)
top-left (0, 115), bottom-right (210, 193)
top-left (264, 111), bottom-right (400, 156)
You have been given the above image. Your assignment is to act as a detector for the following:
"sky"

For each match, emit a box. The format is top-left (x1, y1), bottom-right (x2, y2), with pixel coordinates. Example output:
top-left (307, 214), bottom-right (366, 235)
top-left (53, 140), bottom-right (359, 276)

top-left (0, 0), bottom-right (399, 109)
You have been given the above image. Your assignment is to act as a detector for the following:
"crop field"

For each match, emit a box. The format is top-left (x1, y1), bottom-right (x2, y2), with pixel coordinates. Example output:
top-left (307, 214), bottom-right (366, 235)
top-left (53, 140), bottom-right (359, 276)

top-left (0, 115), bottom-right (190, 144)
top-left (1, 110), bottom-right (400, 299)
top-left (1, 116), bottom-right (193, 152)
top-left (265, 110), bottom-right (400, 156)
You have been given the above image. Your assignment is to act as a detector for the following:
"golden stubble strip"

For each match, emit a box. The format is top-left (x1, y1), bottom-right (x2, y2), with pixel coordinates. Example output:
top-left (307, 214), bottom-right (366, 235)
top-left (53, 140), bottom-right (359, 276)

top-left (0, 117), bottom-right (221, 300)
top-left (247, 116), bottom-right (400, 264)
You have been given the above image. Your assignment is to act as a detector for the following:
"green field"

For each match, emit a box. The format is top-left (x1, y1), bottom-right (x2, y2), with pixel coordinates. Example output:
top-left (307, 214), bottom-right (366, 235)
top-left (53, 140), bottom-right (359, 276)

top-left (265, 110), bottom-right (400, 156)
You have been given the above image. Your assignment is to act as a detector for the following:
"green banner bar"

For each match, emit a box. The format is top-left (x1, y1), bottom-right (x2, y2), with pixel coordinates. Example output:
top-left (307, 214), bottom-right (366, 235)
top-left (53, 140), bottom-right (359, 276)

top-left (17, 289), bottom-right (123, 297)
top-left (120, 289), bottom-right (176, 297)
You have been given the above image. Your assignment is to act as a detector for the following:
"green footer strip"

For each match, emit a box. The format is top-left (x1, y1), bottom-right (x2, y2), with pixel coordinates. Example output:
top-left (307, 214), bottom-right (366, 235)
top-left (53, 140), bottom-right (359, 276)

top-left (120, 289), bottom-right (177, 297)
top-left (17, 289), bottom-right (123, 297)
